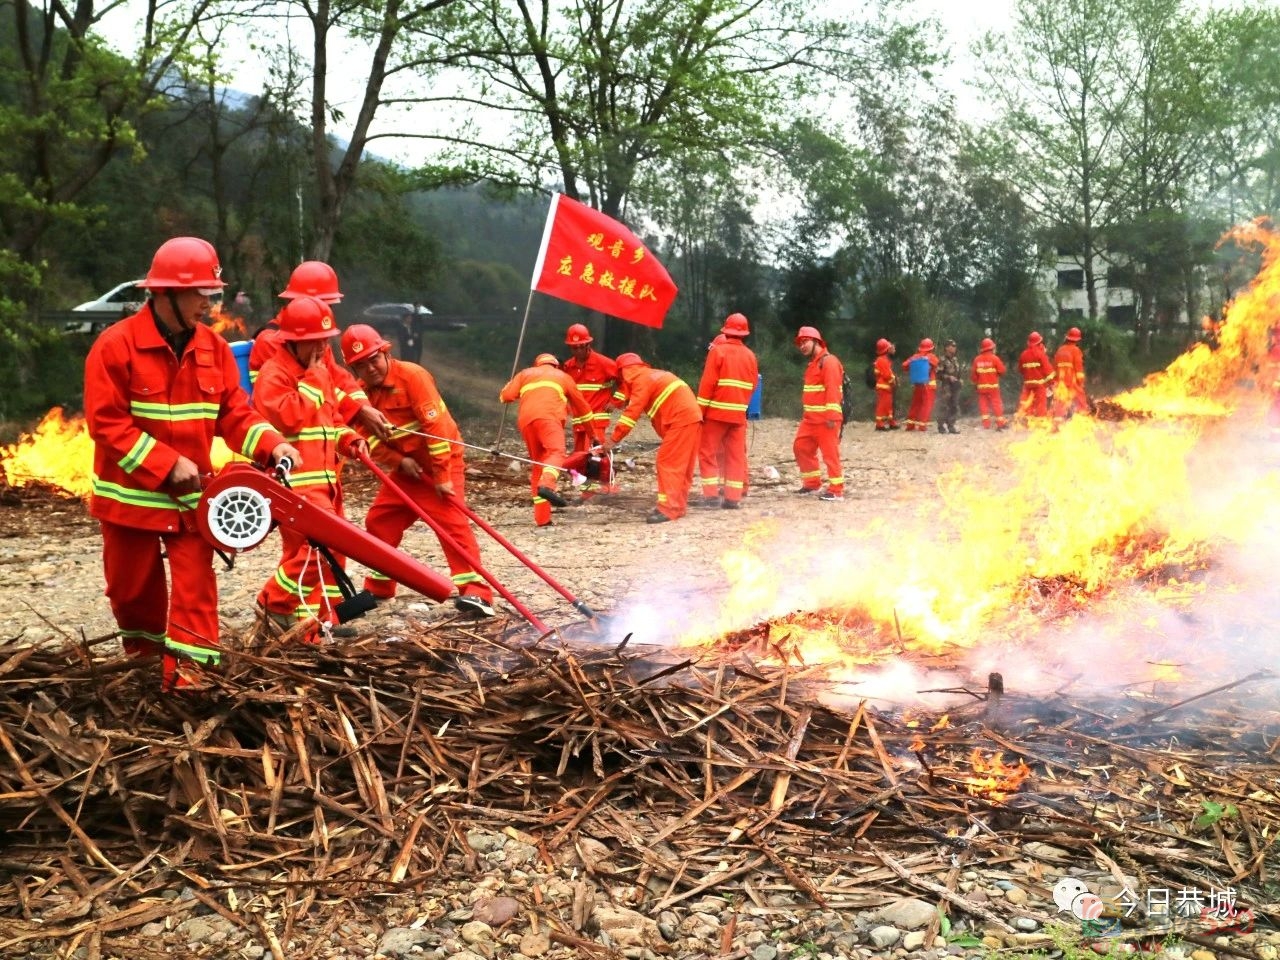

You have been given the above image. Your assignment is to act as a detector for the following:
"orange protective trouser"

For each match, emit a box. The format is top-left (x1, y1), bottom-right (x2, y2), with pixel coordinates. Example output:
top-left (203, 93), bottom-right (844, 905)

top-left (906, 385), bottom-right (936, 430)
top-left (698, 419), bottom-right (747, 503)
top-left (976, 389), bottom-right (1006, 428)
top-left (522, 417), bottom-right (567, 526)
top-left (793, 421), bottom-right (844, 494)
top-left (363, 461), bottom-right (492, 603)
top-left (655, 420), bottom-right (700, 520)
top-left (1019, 384), bottom-right (1048, 419)
top-left (101, 520), bottom-right (220, 660)
top-left (875, 387), bottom-right (896, 428)
top-left (1052, 383), bottom-right (1089, 419)
top-left (258, 486), bottom-right (346, 632)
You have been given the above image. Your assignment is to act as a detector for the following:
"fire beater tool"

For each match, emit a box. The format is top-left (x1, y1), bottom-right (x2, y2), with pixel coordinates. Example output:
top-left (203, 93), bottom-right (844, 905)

top-left (445, 495), bottom-right (599, 621)
top-left (355, 450), bottom-right (550, 633)
top-left (194, 460), bottom-right (455, 623)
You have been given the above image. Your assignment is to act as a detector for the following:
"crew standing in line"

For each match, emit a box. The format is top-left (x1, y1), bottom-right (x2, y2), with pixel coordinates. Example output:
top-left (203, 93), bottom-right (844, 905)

top-left (84, 237), bottom-right (298, 691)
top-left (1017, 331), bottom-right (1055, 427)
top-left (793, 326), bottom-right (845, 501)
top-left (970, 337), bottom-right (1009, 430)
top-left (873, 338), bottom-right (899, 430)
top-left (696, 313), bottom-right (758, 509)
top-left (1052, 326), bottom-right (1090, 423)
top-left (902, 338), bottom-right (939, 432)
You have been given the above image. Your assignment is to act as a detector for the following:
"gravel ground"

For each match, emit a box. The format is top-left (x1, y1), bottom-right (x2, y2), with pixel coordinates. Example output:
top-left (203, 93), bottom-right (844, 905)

top-left (1, 416), bottom-right (1274, 959)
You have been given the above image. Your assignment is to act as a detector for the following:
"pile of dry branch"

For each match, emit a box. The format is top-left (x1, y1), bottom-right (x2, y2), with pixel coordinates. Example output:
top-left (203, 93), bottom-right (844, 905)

top-left (0, 619), bottom-right (1277, 956)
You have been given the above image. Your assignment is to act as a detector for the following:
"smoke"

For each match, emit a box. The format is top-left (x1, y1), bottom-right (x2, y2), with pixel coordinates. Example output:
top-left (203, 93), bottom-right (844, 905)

top-left (602, 222), bottom-right (1280, 707)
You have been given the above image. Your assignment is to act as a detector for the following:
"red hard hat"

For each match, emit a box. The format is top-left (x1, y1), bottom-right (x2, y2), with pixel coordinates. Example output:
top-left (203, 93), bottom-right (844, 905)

top-left (340, 323), bottom-right (391, 365)
top-left (565, 323), bottom-right (593, 346)
top-left (1028, 331), bottom-right (1043, 346)
top-left (794, 325), bottom-right (825, 347)
top-left (615, 352), bottom-right (646, 370)
top-left (919, 338), bottom-right (934, 352)
top-left (280, 261), bottom-right (342, 302)
top-left (139, 237), bottom-right (225, 293)
top-left (1066, 326), bottom-right (1082, 342)
top-left (534, 353), bottom-right (560, 367)
top-left (875, 338), bottom-right (891, 355)
top-left (721, 312), bottom-right (750, 337)
top-left (980, 337), bottom-right (995, 351)
top-left (276, 296), bottom-right (339, 341)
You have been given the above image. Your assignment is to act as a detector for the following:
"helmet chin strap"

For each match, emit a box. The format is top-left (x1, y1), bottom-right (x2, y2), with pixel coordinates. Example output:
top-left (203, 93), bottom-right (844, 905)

top-left (165, 290), bottom-right (196, 331)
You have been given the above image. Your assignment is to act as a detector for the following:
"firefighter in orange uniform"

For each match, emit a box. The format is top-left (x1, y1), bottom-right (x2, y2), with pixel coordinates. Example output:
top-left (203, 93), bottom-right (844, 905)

top-left (249, 260), bottom-right (391, 440)
top-left (603, 354), bottom-right (702, 523)
top-left (253, 296), bottom-right (369, 638)
top-left (1052, 326), bottom-right (1090, 422)
top-left (970, 337), bottom-right (1008, 429)
top-left (1017, 331), bottom-right (1055, 426)
top-left (901, 338), bottom-right (939, 431)
top-left (696, 313), bottom-right (758, 509)
top-left (499, 354), bottom-right (595, 527)
top-left (341, 325), bottom-right (495, 618)
top-left (873, 338), bottom-right (899, 430)
top-left (84, 237), bottom-right (298, 691)
top-left (562, 322), bottom-right (623, 492)
top-left (793, 326), bottom-right (845, 501)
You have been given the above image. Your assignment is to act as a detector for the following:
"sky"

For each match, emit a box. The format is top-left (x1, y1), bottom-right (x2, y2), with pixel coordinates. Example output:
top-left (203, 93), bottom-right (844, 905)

top-left (95, 0), bottom-right (1020, 168)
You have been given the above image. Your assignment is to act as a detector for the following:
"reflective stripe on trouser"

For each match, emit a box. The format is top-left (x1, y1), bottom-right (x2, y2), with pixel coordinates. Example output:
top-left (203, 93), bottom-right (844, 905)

top-left (977, 391), bottom-right (1005, 427)
top-left (654, 420), bottom-right (700, 520)
top-left (793, 420), bottom-right (844, 495)
top-left (257, 487), bottom-right (346, 624)
top-left (907, 385), bottom-right (936, 429)
top-left (362, 464), bottom-right (491, 602)
top-left (100, 519), bottom-right (221, 664)
top-left (875, 389), bottom-right (896, 426)
top-left (522, 416), bottom-right (568, 525)
top-left (698, 419), bottom-right (747, 503)
top-left (1018, 385), bottom-right (1048, 418)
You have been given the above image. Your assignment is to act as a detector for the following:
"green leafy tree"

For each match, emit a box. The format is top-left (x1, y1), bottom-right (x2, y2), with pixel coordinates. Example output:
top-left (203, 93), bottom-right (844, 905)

top-left (0, 0), bottom-right (223, 283)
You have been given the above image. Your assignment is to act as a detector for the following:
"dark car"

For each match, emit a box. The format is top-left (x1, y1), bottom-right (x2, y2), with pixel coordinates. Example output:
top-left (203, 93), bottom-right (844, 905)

top-left (358, 302), bottom-right (468, 338)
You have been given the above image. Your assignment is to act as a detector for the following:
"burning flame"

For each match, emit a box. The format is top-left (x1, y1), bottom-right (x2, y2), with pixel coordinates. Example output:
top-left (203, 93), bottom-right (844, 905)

top-left (670, 219), bottom-right (1280, 694)
top-left (208, 303), bottom-right (248, 340)
top-left (964, 749), bottom-right (1030, 802)
top-left (0, 407), bottom-right (94, 498)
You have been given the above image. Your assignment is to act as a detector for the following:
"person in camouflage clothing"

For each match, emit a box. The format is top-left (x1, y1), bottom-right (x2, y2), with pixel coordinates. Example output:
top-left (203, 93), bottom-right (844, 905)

top-left (936, 340), bottom-right (963, 434)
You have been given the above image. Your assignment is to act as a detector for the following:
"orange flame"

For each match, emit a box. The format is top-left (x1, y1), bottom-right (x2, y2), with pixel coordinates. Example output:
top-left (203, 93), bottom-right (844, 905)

top-left (0, 408), bottom-right (94, 498)
top-left (208, 303), bottom-right (248, 340)
top-left (0, 409), bottom-right (239, 499)
top-left (964, 749), bottom-right (1030, 802)
top-left (678, 220), bottom-right (1280, 681)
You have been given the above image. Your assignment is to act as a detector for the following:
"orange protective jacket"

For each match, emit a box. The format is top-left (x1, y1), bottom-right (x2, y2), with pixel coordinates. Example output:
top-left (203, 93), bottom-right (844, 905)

top-left (499, 366), bottom-right (595, 434)
top-left (1054, 343), bottom-right (1085, 389)
top-left (613, 368), bottom-right (701, 441)
top-left (697, 338), bottom-right (759, 424)
top-left (971, 350), bottom-right (1006, 389)
top-left (84, 305), bottom-right (285, 532)
top-left (253, 347), bottom-right (360, 495)
top-left (801, 348), bottom-right (845, 424)
top-left (249, 321), bottom-right (369, 422)
top-left (1018, 345), bottom-right (1055, 386)
top-left (874, 355), bottom-right (896, 390)
top-left (563, 348), bottom-right (624, 429)
top-left (361, 358), bottom-right (463, 487)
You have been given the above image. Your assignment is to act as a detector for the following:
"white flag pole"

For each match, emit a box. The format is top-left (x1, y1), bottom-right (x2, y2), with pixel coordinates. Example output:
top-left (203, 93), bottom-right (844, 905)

top-left (496, 195), bottom-right (561, 448)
